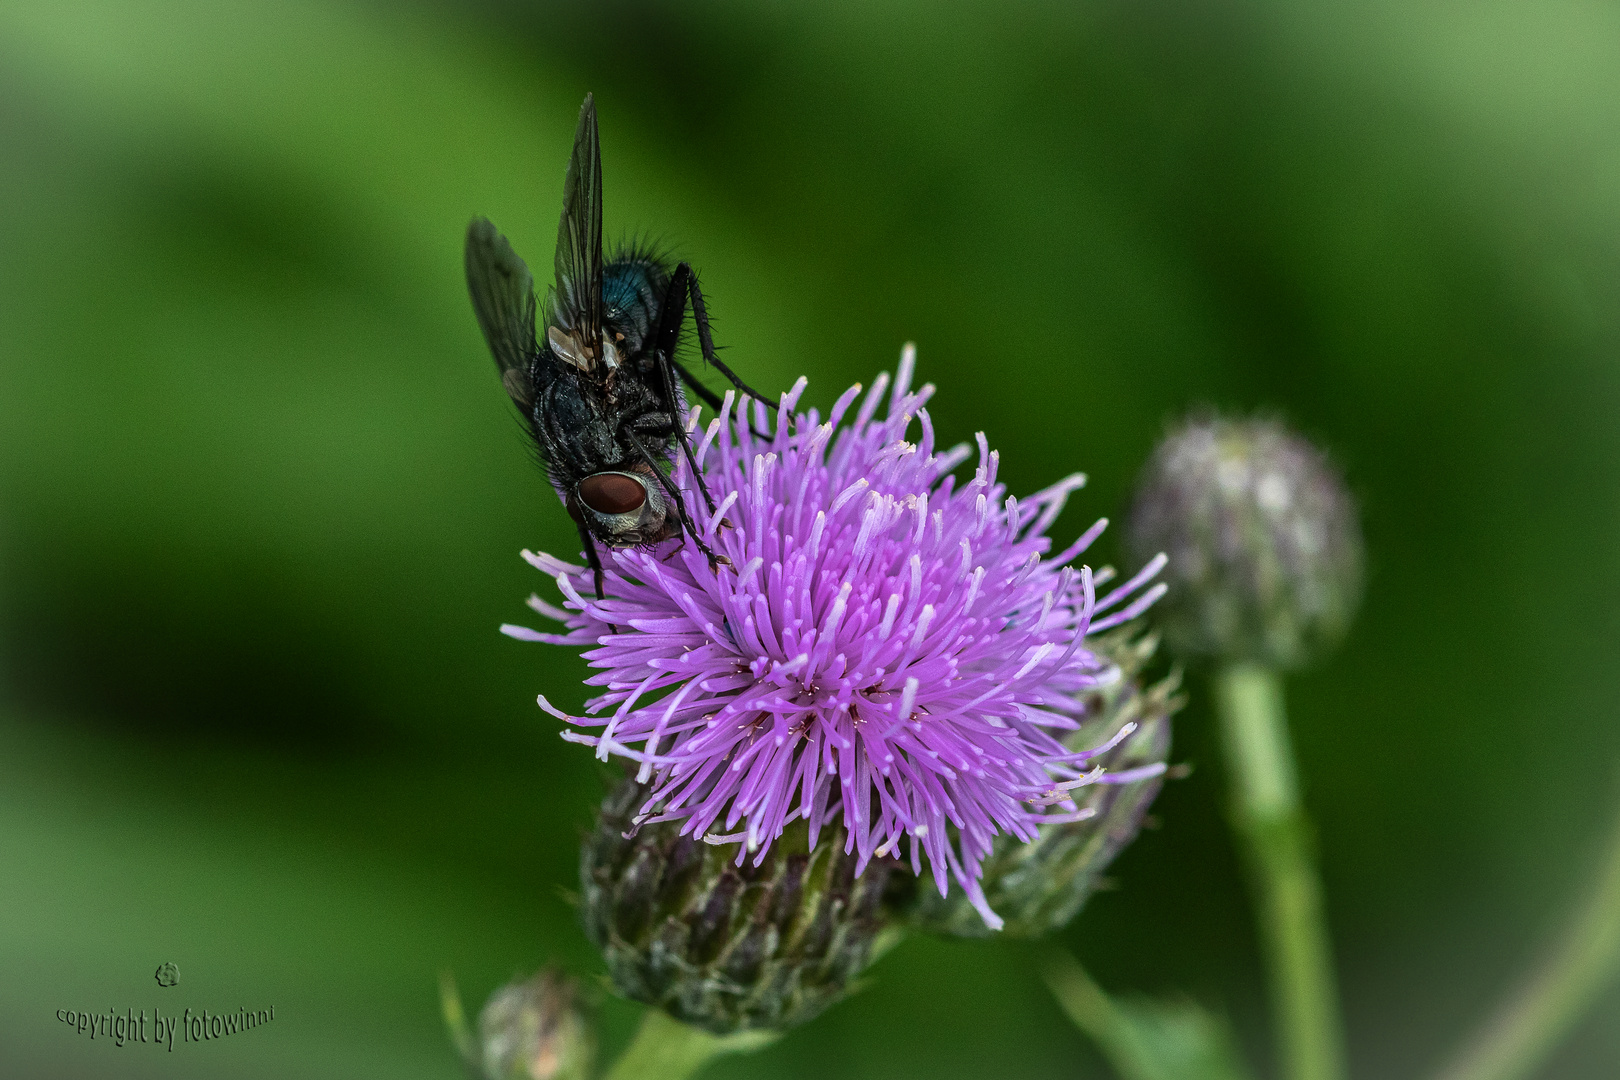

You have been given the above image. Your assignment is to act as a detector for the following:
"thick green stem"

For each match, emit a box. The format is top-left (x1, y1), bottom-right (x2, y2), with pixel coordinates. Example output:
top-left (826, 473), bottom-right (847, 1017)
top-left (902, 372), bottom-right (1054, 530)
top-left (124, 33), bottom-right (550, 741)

top-left (601, 1009), bottom-right (776, 1080)
top-left (1432, 794), bottom-right (1620, 1080)
top-left (1215, 663), bottom-right (1346, 1080)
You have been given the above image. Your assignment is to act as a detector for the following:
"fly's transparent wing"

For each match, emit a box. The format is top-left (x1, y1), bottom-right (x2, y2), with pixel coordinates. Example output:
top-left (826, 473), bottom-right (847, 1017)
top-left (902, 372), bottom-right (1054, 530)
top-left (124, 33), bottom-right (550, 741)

top-left (465, 217), bottom-right (538, 409)
top-left (551, 93), bottom-right (603, 353)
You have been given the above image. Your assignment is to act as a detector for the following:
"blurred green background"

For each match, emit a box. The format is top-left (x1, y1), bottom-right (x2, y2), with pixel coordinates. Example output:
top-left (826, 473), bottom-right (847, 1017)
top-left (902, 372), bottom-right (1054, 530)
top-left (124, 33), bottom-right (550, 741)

top-left (3, 0), bottom-right (1619, 1076)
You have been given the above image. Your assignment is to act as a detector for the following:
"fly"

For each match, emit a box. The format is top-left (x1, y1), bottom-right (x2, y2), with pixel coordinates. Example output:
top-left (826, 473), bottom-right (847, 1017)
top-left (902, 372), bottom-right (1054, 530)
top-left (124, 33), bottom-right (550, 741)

top-left (465, 94), bottom-right (777, 597)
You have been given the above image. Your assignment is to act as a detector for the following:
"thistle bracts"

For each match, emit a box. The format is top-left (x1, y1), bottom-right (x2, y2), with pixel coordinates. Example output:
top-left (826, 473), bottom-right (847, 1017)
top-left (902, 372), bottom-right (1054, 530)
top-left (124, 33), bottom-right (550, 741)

top-left (582, 777), bottom-right (899, 1034)
top-left (906, 628), bottom-right (1181, 938)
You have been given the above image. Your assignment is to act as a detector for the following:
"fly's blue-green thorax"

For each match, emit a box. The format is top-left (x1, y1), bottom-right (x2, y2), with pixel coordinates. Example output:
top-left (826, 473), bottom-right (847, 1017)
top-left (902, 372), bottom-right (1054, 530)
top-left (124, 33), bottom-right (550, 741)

top-left (595, 258), bottom-right (668, 359)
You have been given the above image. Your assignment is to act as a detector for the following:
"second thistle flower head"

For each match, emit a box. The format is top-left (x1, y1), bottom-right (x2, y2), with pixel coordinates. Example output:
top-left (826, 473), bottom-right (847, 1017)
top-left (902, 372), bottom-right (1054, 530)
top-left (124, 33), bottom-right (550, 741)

top-left (1126, 413), bottom-right (1364, 669)
top-left (505, 347), bottom-right (1165, 928)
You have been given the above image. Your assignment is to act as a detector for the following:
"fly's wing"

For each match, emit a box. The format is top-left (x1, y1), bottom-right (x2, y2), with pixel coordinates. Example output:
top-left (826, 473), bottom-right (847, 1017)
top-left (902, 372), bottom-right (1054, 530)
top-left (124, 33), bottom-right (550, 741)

top-left (551, 94), bottom-right (603, 356)
top-left (465, 217), bottom-right (538, 410)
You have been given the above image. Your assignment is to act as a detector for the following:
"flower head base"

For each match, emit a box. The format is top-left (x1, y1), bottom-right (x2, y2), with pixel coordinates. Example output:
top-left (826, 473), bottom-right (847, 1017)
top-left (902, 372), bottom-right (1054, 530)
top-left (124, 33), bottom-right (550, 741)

top-left (581, 777), bottom-right (897, 1033)
top-left (505, 347), bottom-right (1166, 928)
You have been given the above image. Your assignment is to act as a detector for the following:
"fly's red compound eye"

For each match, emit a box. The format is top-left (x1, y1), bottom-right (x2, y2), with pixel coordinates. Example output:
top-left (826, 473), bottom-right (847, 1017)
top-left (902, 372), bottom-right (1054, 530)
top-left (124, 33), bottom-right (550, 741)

top-left (579, 472), bottom-right (648, 516)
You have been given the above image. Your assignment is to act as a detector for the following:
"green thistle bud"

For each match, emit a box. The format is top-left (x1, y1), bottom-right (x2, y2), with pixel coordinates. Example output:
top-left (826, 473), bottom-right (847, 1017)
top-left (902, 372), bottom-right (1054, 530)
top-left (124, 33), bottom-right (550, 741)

top-left (581, 778), bottom-right (899, 1035)
top-left (474, 969), bottom-right (592, 1080)
top-left (1127, 414), bottom-right (1364, 669)
top-left (905, 628), bottom-right (1181, 938)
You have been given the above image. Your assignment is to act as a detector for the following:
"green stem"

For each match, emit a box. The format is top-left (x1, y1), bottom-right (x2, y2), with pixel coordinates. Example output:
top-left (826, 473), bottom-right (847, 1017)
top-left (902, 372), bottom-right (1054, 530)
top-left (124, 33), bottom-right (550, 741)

top-left (1215, 663), bottom-right (1347, 1080)
top-left (601, 1009), bottom-right (777, 1080)
top-left (1432, 792), bottom-right (1620, 1080)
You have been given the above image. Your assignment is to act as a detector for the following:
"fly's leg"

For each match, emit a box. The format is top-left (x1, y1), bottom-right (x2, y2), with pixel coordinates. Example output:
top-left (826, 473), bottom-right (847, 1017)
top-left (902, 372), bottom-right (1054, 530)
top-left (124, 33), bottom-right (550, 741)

top-left (679, 265), bottom-right (780, 413)
top-left (671, 358), bottom-right (774, 441)
top-left (650, 338), bottom-right (721, 519)
top-left (654, 262), bottom-right (778, 439)
top-left (576, 521), bottom-right (607, 599)
top-left (649, 263), bottom-right (691, 377)
top-left (576, 520), bottom-right (617, 632)
top-left (647, 268), bottom-right (735, 510)
top-left (625, 426), bottom-right (729, 570)
top-left (671, 359), bottom-right (723, 411)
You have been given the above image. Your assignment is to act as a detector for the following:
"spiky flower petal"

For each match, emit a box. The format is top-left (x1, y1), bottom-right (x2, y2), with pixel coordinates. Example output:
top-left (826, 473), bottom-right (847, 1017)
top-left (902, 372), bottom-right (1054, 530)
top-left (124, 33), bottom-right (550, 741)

top-left (505, 347), bottom-right (1165, 927)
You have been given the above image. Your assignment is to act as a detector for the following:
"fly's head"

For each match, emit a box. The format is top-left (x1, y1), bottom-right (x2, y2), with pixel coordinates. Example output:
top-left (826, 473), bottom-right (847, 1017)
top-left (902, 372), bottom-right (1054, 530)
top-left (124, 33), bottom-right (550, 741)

top-left (566, 462), bottom-right (676, 548)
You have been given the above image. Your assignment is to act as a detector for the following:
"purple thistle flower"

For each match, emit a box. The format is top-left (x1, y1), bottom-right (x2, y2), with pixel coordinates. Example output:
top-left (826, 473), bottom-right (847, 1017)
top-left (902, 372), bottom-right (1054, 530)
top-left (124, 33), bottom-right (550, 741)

top-left (502, 346), bottom-right (1166, 928)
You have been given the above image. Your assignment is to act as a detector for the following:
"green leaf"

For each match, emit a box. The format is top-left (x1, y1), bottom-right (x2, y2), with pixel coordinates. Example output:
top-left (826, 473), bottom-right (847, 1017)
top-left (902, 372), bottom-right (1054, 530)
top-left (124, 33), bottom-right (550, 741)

top-left (1042, 950), bottom-right (1254, 1080)
top-left (439, 970), bottom-right (479, 1076)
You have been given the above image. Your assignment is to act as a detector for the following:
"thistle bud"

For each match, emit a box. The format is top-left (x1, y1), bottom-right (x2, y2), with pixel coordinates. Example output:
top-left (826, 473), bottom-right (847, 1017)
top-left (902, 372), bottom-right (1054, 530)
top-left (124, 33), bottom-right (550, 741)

top-left (1126, 414), bottom-right (1364, 669)
top-left (906, 628), bottom-right (1180, 938)
top-left (581, 778), bottom-right (899, 1035)
top-left (475, 969), bottom-right (592, 1080)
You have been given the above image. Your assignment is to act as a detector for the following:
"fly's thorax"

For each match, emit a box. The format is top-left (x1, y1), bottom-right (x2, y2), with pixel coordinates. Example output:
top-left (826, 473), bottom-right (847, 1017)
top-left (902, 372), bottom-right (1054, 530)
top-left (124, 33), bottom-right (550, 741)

top-left (601, 257), bottom-right (667, 361)
top-left (548, 262), bottom-right (663, 378)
